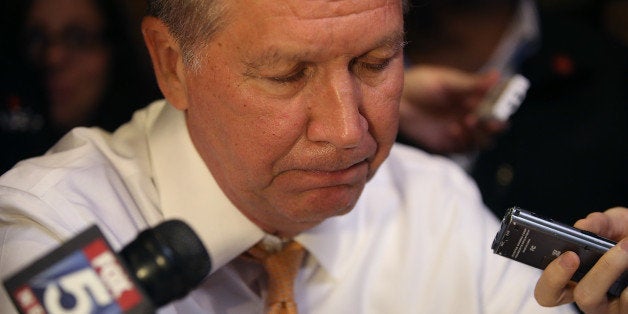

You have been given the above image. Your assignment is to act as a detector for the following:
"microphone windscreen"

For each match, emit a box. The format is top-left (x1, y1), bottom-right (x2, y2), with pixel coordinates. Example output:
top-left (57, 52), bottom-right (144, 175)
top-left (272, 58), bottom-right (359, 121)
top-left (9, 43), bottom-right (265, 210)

top-left (119, 220), bottom-right (211, 306)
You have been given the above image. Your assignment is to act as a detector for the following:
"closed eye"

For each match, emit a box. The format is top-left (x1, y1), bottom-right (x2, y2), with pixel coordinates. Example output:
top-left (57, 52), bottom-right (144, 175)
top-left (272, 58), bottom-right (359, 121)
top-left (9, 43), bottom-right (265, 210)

top-left (268, 68), bottom-right (307, 84)
top-left (360, 58), bottom-right (391, 72)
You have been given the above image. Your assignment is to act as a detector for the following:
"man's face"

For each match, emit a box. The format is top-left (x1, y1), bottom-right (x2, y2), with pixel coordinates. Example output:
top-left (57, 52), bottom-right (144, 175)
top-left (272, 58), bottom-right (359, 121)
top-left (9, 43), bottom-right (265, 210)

top-left (181, 0), bottom-right (404, 236)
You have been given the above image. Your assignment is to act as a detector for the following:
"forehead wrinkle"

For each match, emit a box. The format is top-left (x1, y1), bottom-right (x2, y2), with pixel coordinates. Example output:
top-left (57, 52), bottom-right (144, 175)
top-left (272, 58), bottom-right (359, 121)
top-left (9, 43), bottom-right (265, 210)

top-left (283, 0), bottom-right (395, 20)
top-left (242, 29), bottom-right (405, 73)
top-left (238, 0), bottom-right (403, 74)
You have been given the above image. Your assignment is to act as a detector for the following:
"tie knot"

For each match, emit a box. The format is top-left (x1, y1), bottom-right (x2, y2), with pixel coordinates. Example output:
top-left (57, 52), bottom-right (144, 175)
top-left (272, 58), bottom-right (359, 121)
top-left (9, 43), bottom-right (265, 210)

top-left (245, 240), bottom-right (305, 313)
top-left (248, 239), bottom-right (303, 259)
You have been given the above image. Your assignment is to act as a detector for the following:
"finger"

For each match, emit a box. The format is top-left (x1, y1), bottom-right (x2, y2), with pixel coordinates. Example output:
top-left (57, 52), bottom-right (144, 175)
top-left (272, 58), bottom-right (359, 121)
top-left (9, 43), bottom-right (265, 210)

top-left (601, 207), bottom-right (628, 240)
top-left (447, 123), bottom-right (470, 148)
top-left (535, 251), bottom-right (580, 306)
top-left (618, 288), bottom-right (628, 313)
top-left (575, 207), bottom-right (628, 240)
top-left (476, 118), bottom-right (507, 134)
top-left (477, 70), bottom-right (501, 92)
top-left (404, 66), bottom-right (478, 100)
top-left (451, 70), bottom-right (500, 109)
top-left (574, 212), bottom-right (609, 235)
top-left (465, 117), bottom-right (506, 149)
top-left (459, 70), bottom-right (501, 109)
top-left (573, 239), bottom-right (628, 312)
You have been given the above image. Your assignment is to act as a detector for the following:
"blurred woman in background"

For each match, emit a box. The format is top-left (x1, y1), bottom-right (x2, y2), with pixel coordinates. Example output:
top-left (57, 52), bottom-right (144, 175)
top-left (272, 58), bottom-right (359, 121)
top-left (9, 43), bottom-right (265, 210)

top-left (0, 0), bottom-right (160, 172)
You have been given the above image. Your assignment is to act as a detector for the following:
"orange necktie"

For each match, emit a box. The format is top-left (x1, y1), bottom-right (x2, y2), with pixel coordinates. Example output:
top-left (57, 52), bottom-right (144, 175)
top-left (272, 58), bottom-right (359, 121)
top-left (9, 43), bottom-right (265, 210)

top-left (246, 240), bottom-right (305, 314)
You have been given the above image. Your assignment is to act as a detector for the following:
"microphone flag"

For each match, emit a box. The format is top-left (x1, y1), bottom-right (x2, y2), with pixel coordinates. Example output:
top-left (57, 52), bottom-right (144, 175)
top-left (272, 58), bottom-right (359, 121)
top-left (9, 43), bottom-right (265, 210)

top-left (3, 225), bottom-right (154, 314)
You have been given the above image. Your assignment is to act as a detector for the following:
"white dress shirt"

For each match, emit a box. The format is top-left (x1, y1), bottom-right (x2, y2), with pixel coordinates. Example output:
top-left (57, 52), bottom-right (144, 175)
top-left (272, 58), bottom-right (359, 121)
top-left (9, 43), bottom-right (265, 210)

top-left (0, 100), bottom-right (575, 313)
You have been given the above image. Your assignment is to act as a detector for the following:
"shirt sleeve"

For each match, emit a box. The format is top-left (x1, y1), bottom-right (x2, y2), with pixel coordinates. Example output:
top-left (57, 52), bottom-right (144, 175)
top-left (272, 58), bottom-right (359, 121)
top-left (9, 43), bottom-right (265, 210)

top-left (0, 221), bottom-right (62, 314)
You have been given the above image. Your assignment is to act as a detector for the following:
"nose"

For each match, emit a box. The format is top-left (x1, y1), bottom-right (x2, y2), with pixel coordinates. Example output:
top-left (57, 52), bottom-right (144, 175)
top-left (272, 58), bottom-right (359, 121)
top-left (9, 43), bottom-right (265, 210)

top-left (43, 43), bottom-right (70, 69)
top-left (306, 70), bottom-right (368, 149)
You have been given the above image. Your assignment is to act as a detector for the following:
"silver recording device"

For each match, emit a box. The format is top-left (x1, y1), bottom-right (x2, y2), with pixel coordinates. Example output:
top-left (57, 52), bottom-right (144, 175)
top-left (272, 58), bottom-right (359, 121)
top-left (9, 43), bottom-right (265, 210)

top-left (477, 74), bottom-right (530, 121)
top-left (492, 207), bottom-right (628, 297)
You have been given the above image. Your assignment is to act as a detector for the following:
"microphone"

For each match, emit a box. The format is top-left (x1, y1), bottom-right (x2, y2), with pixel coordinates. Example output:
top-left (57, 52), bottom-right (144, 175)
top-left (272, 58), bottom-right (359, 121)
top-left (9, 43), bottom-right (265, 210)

top-left (3, 219), bottom-right (211, 314)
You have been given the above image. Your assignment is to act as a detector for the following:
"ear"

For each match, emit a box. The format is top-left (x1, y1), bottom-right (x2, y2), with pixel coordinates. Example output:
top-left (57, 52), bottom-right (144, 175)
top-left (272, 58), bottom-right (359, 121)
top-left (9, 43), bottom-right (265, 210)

top-left (142, 16), bottom-right (189, 110)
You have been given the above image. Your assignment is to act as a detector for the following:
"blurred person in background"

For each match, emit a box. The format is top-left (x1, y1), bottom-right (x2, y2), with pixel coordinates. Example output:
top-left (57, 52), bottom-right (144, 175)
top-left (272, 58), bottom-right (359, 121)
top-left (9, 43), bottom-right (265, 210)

top-left (399, 0), bottom-right (628, 225)
top-left (0, 0), bottom-right (160, 173)
top-left (601, 0), bottom-right (628, 48)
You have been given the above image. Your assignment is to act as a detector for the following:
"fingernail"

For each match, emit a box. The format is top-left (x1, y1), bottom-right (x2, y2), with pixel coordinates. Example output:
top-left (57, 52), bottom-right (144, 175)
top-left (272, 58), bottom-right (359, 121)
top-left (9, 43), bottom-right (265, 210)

top-left (559, 252), bottom-right (578, 270)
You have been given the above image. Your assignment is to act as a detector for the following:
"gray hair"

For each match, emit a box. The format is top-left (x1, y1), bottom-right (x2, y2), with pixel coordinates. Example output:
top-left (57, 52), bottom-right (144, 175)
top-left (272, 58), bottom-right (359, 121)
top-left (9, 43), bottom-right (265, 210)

top-left (146, 0), bottom-right (226, 69)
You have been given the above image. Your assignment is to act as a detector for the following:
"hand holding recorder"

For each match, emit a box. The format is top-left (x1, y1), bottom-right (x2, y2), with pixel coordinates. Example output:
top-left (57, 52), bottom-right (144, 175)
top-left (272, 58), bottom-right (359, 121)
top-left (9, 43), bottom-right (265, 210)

top-left (398, 66), bottom-right (527, 154)
top-left (536, 207), bottom-right (628, 313)
top-left (493, 207), bottom-right (628, 313)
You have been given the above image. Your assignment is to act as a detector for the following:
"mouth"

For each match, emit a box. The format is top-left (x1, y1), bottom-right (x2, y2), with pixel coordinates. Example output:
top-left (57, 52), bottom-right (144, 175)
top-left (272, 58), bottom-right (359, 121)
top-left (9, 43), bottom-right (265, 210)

top-left (277, 159), bottom-right (370, 192)
top-left (46, 78), bottom-right (71, 104)
top-left (308, 159), bottom-right (368, 176)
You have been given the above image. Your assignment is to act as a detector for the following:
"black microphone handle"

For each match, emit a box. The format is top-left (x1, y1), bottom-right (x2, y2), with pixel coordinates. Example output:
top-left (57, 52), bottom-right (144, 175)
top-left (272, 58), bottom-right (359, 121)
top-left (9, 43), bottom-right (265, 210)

top-left (119, 220), bottom-right (211, 307)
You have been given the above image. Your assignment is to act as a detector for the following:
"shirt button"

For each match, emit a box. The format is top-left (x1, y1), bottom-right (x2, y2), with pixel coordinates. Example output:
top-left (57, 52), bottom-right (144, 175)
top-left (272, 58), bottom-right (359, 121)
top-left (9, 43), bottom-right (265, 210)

top-left (496, 163), bottom-right (514, 186)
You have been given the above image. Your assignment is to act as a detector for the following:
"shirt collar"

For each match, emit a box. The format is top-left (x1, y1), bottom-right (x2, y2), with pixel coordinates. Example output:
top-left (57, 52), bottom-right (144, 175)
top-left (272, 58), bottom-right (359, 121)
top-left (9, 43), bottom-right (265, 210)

top-left (296, 197), bottom-right (366, 281)
top-left (147, 101), bottom-right (360, 280)
top-left (147, 102), bottom-right (265, 273)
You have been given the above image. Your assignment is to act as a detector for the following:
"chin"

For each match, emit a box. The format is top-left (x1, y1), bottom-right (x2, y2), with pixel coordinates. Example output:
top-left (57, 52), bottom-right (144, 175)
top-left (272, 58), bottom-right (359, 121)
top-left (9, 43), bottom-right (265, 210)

top-left (289, 188), bottom-right (361, 222)
top-left (271, 196), bottom-right (359, 237)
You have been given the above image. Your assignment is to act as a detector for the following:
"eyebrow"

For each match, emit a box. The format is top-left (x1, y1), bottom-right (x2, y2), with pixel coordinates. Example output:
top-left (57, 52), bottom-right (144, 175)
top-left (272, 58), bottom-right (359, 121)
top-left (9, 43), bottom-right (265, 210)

top-left (242, 30), bottom-right (406, 72)
top-left (242, 48), bottom-right (311, 74)
top-left (375, 30), bottom-right (407, 54)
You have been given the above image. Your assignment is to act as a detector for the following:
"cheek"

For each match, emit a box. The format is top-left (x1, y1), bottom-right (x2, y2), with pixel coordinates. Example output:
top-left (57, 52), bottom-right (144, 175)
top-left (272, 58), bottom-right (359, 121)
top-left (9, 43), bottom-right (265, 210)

top-left (72, 52), bottom-right (111, 101)
top-left (80, 51), bottom-right (111, 84)
top-left (366, 97), bottom-right (399, 170)
top-left (365, 67), bottom-right (402, 140)
top-left (363, 65), bottom-right (403, 170)
top-left (186, 76), bottom-right (306, 186)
